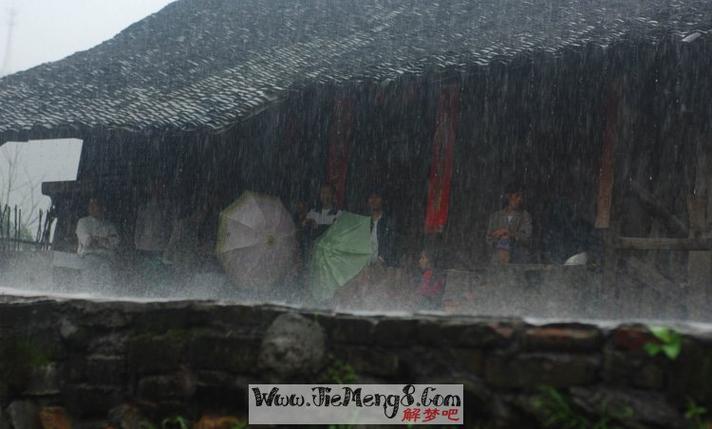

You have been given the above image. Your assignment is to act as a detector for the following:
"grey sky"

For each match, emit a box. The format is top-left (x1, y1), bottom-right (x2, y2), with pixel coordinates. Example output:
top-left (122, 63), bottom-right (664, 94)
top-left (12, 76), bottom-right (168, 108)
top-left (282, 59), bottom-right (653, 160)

top-left (1, 0), bottom-right (176, 74)
top-left (1, 0), bottom-right (176, 225)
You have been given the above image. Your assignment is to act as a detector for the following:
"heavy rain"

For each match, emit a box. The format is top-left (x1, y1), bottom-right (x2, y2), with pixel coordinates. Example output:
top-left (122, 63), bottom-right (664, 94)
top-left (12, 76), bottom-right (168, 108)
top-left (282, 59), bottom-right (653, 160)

top-left (1, 0), bottom-right (711, 428)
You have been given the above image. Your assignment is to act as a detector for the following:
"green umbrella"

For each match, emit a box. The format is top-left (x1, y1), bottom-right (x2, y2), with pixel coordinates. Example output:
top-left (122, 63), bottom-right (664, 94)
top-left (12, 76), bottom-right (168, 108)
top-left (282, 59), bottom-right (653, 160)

top-left (309, 212), bottom-right (374, 301)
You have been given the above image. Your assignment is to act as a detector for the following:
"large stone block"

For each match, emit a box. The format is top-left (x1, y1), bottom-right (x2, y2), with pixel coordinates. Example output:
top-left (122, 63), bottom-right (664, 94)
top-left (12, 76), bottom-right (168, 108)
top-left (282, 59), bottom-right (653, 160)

top-left (24, 363), bottom-right (60, 396)
top-left (523, 324), bottom-right (602, 352)
top-left (667, 338), bottom-right (712, 409)
top-left (6, 401), bottom-right (40, 429)
top-left (449, 348), bottom-right (485, 376)
top-left (258, 313), bottom-right (326, 380)
top-left (320, 315), bottom-right (377, 345)
top-left (462, 321), bottom-right (520, 348)
top-left (61, 384), bottom-right (123, 418)
top-left (602, 349), bottom-right (665, 390)
top-left (186, 334), bottom-right (259, 374)
top-left (370, 318), bottom-right (419, 347)
top-left (570, 387), bottom-right (687, 429)
top-left (84, 356), bottom-right (127, 387)
top-left (127, 331), bottom-right (188, 374)
top-left (137, 369), bottom-right (197, 401)
top-left (485, 352), bottom-right (599, 389)
top-left (334, 346), bottom-right (400, 379)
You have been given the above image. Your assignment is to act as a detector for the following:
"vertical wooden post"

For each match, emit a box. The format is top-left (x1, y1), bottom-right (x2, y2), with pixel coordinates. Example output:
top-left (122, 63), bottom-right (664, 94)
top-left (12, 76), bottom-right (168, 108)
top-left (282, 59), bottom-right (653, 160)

top-left (688, 138), bottom-right (712, 315)
top-left (596, 84), bottom-right (620, 287)
top-left (326, 98), bottom-right (354, 208)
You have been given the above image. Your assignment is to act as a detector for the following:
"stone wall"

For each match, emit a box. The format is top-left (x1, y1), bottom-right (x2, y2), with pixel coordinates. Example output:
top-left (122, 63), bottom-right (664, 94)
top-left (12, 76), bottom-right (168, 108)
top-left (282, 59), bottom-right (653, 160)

top-left (0, 296), bottom-right (711, 428)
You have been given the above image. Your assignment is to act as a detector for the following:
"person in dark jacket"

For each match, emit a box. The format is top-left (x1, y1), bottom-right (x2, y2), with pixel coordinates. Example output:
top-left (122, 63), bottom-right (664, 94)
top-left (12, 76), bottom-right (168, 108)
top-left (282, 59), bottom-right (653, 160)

top-left (486, 182), bottom-right (533, 264)
top-left (368, 189), bottom-right (397, 266)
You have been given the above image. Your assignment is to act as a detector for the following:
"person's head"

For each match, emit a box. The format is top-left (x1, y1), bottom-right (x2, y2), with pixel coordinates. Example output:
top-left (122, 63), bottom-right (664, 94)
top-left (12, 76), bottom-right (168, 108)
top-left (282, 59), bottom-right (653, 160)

top-left (367, 189), bottom-right (384, 213)
top-left (319, 184), bottom-right (335, 207)
top-left (294, 200), bottom-right (307, 214)
top-left (504, 182), bottom-right (524, 210)
top-left (418, 248), bottom-right (436, 272)
top-left (87, 197), bottom-right (105, 218)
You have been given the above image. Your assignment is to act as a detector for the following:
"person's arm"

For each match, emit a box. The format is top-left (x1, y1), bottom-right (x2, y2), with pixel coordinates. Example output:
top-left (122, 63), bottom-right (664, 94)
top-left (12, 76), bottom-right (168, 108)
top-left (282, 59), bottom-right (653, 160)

top-left (94, 224), bottom-right (120, 250)
top-left (304, 210), bottom-right (318, 228)
top-left (76, 218), bottom-right (91, 253)
top-left (104, 224), bottom-right (120, 250)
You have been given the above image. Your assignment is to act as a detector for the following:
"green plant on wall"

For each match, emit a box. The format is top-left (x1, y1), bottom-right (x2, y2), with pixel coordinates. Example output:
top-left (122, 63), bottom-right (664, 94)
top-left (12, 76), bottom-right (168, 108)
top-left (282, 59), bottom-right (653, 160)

top-left (533, 386), bottom-right (589, 429)
top-left (0, 337), bottom-right (54, 396)
top-left (644, 326), bottom-right (683, 360)
top-left (323, 359), bottom-right (359, 429)
top-left (532, 386), bottom-right (632, 429)
top-left (325, 359), bottom-right (358, 384)
top-left (161, 416), bottom-right (190, 429)
top-left (685, 398), bottom-right (709, 429)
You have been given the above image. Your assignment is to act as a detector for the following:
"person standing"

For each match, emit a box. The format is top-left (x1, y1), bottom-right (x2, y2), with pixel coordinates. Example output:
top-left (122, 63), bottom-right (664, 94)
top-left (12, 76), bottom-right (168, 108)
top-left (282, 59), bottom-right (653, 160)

top-left (304, 184), bottom-right (342, 238)
top-left (134, 180), bottom-right (174, 287)
top-left (75, 196), bottom-right (120, 290)
top-left (486, 182), bottom-right (533, 264)
top-left (368, 189), bottom-right (397, 267)
top-left (134, 180), bottom-right (172, 256)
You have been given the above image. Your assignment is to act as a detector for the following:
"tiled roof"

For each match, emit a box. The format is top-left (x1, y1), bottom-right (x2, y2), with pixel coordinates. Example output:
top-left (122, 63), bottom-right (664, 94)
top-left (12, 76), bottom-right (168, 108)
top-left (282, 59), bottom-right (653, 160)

top-left (0, 0), bottom-right (709, 138)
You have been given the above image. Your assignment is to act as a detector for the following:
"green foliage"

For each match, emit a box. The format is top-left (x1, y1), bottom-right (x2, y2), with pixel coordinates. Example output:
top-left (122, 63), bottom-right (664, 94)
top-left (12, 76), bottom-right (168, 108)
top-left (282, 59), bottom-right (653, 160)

top-left (324, 359), bottom-right (358, 384)
top-left (644, 326), bottom-right (683, 360)
top-left (138, 421), bottom-right (157, 429)
top-left (0, 337), bottom-right (54, 396)
top-left (533, 386), bottom-right (632, 429)
top-left (231, 421), bottom-right (249, 429)
top-left (533, 386), bottom-right (589, 429)
top-left (323, 360), bottom-right (358, 429)
top-left (685, 398), bottom-right (709, 429)
top-left (161, 416), bottom-right (190, 429)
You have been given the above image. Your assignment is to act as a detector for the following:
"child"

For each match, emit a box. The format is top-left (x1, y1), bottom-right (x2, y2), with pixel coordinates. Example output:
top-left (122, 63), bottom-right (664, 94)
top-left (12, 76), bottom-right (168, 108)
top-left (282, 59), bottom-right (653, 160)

top-left (416, 249), bottom-right (446, 310)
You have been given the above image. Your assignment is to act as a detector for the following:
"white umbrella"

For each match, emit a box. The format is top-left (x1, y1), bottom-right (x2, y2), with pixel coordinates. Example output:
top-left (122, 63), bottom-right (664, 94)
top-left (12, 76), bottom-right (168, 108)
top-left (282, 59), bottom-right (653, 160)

top-left (216, 191), bottom-right (297, 290)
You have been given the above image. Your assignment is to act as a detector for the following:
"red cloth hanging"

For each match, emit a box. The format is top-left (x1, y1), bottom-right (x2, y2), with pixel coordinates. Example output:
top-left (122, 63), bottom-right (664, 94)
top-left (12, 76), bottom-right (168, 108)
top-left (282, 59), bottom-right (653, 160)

top-left (424, 85), bottom-right (460, 234)
top-left (326, 98), bottom-right (354, 208)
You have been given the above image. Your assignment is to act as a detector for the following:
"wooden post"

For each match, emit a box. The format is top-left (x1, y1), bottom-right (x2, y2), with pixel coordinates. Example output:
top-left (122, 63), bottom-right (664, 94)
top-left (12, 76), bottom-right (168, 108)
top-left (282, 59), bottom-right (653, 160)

top-left (596, 84), bottom-right (620, 287)
top-left (688, 138), bottom-right (712, 314)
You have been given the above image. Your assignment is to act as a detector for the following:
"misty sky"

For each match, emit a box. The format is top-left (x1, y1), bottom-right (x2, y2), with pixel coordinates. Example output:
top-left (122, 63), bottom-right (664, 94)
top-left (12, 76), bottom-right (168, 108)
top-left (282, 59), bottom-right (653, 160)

top-left (0, 0), bottom-right (176, 223)
top-left (1, 0), bottom-right (176, 74)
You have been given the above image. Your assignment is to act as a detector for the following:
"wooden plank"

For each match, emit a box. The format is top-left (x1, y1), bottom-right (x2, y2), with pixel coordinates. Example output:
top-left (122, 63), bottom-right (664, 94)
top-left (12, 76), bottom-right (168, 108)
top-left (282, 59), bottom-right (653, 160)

top-left (629, 181), bottom-right (688, 236)
top-left (688, 137), bottom-right (711, 309)
top-left (595, 88), bottom-right (619, 229)
top-left (616, 237), bottom-right (712, 251)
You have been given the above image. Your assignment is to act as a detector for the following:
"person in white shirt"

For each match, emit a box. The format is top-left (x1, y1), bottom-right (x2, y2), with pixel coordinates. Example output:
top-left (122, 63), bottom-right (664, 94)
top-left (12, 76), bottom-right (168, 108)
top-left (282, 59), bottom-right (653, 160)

top-left (76, 197), bottom-right (120, 257)
top-left (304, 184), bottom-right (342, 238)
top-left (75, 196), bottom-right (120, 290)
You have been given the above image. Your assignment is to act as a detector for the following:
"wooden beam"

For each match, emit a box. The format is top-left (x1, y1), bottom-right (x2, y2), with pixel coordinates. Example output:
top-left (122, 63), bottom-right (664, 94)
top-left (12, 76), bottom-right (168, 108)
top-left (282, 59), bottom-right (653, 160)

top-left (629, 181), bottom-right (689, 236)
top-left (623, 256), bottom-right (675, 290)
top-left (688, 136), bottom-right (712, 303)
top-left (595, 89), bottom-right (618, 229)
top-left (616, 237), bottom-right (712, 251)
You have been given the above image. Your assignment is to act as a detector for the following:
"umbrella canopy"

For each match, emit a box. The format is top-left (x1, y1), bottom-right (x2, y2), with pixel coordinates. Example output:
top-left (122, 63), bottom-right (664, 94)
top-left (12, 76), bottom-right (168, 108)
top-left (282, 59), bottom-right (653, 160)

top-left (310, 212), bottom-right (374, 301)
top-left (216, 192), bottom-right (297, 290)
